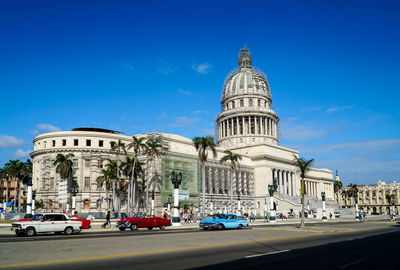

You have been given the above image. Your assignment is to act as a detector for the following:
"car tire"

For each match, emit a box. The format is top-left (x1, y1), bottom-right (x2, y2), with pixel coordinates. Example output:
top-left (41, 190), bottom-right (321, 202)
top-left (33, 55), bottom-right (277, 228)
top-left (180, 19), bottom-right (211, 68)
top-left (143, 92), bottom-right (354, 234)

top-left (130, 224), bottom-right (138, 231)
top-left (64, 227), bottom-right (73, 235)
top-left (159, 226), bottom-right (166, 230)
top-left (75, 228), bottom-right (81, 234)
top-left (25, 227), bottom-right (36, 237)
top-left (238, 224), bottom-right (243, 229)
top-left (119, 227), bottom-right (126, 231)
top-left (147, 227), bottom-right (153, 230)
top-left (203, 227), bottom-right (208, 230)
top-left (16, 231), bottom-right (24, 237)
top-left (218, 224), bottom-right (224, 230)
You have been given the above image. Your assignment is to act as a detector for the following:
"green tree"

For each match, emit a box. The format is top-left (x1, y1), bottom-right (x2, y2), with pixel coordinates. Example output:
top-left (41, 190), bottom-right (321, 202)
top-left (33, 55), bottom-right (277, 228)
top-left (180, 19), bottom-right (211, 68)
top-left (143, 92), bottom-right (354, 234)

top-left (121, 155), bottom-right (144, 214)
top-left (334, 179), bottom-right (343, 204)
top-left (144, 138), bottom-right (163, 213)
top-left (4, 160), bottom-right (25, 212)
top-left (347, 183), bottom-right (359, 206)
top-left (220, 150), bottom-right (242, 213)
top-left (96, 160), bottom-right (118, 210)
top-left (110, 139), bottom-right (127, 217)
top-left (341, 189), bottom-right (349, 208)
top-left (293, 155), bottom-right (314, 229)
top-left (193, 136), bottom-right (217, 217)
top-left (126, 136), bottom-right (147, 214)
top-left (53, 153), bottom-right (74, 211)
top-left (386, 192), bottom-right (396, 218)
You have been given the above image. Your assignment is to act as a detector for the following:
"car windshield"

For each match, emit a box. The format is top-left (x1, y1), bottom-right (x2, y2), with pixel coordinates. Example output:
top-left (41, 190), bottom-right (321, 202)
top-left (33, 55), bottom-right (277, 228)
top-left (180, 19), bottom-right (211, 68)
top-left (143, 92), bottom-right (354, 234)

top-left (31, 214), bottom-right (43, 221)
top-left (213, 214), bottom-right (226, 219)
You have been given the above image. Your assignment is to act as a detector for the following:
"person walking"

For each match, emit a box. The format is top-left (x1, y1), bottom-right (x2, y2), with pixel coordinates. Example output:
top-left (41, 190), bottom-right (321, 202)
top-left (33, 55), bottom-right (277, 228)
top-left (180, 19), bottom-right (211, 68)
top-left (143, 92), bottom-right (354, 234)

top-left (102, 211), bottom-right (111, 228)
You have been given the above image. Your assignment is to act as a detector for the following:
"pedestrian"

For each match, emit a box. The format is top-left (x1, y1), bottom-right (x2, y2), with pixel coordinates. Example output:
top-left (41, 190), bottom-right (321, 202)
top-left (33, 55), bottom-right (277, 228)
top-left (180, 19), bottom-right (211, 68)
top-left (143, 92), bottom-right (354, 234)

top-left (102, 211), bottom-right (111, 228)
top-left (73, 211), bottom-right (78, 218)
top-left (329, 213), bottom-right (332, 219)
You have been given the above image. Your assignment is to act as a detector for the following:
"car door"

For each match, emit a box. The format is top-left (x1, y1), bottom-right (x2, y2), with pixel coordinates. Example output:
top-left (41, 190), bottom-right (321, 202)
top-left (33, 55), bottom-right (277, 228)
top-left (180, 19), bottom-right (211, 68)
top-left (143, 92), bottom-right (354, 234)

top-left (53, 214), bottom-right (67, 232)
top-left (39, 215), bottom-right (55, 233)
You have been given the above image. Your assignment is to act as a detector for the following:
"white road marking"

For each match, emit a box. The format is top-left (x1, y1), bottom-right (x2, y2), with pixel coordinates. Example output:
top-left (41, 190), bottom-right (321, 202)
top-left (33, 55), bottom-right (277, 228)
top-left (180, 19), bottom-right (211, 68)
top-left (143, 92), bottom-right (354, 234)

top-left (245, 249), bottom-right (290, 258)
top-left (339, 257), bottom-right (367, 269)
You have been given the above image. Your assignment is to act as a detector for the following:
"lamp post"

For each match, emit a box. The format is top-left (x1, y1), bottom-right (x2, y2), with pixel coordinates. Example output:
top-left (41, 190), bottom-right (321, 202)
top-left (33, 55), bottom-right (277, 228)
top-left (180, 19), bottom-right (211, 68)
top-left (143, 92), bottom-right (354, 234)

top-left (354, 196), bottom-right (359, 219)
top-left (31, 190), bottom-right (36, 215)
top-left (171, 170), bottom-right (182, 226)
top-left (70, 180), bottom-right (79, 215)
top-left (264, 198), bottom-right (268, 222)
top-left (26, 176), bottom-right (33, 215)
top-left (151, 190), bottom-right (155, 216)
top-left (321, 192), bottom-right (327, 221)
top-left (268, 185), bottom-right (276, 223)
top-left (237, 192), bottom-right (241, 216)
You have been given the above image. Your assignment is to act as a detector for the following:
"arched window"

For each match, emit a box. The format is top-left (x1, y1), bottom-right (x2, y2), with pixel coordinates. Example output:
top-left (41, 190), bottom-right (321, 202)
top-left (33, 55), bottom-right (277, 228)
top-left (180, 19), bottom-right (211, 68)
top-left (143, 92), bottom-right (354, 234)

top-left (258, 99), bottom-right (261, 107)
top-left (249, 99), bottom-right (253, 107)
top-left (84, 199), bottom-right (90, 210)
top-left (232, 101), bottom-right (235, 109)
top-left (240, 99), bottom-right (244, 107)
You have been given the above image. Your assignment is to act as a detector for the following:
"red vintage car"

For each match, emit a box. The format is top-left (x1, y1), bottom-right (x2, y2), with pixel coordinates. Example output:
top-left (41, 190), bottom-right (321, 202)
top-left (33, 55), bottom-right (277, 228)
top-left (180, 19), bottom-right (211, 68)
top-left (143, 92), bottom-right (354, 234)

top-left (72, 218), bottom-right (91, 229)
top-left (117, 216), bottom-right (171, 231)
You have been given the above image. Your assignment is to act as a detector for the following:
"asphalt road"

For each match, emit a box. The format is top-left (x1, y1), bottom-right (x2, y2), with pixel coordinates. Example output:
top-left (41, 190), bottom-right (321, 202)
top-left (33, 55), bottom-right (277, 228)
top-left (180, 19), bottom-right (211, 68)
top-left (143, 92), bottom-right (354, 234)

top-left (1, 221), bottom-right (398, 269)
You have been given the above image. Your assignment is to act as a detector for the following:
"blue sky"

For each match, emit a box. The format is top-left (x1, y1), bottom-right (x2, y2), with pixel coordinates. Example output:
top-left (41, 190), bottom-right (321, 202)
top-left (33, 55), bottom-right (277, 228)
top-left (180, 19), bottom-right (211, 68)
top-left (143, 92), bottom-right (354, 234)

top-left (0, 0), bottom-right (399, 186)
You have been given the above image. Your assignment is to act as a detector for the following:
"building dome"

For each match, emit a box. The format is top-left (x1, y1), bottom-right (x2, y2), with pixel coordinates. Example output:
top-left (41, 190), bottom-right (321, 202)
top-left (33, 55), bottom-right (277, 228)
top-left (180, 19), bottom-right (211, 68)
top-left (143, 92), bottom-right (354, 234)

top-left (221, 48), bottom-right (272, 104)
top-left (216, 47), bottom-right (279, 148)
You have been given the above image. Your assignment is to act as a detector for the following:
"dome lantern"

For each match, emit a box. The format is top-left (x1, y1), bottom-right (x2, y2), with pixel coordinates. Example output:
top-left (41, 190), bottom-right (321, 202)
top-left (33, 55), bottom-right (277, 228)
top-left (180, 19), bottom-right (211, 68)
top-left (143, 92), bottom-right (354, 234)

top-left (238, 47), bottom-right (252, 70)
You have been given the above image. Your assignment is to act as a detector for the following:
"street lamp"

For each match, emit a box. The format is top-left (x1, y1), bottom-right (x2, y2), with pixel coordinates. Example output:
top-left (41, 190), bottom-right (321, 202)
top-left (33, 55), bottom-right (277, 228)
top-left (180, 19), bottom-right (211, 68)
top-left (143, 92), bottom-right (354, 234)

top-left (237, 192), bottom-right (241, 216)
top-left (32, 190), bottom-right (36, 215)
top-left (171, 170), bottom-right (182, 225)
top-left (70, 180), bottom-right (79, 215)
top-left (264, 198), bottom-right (268, 221)
top-left (321, 192), bottom-right (327, 221)
top-left (151, 190), bottom-right (155, 216)
top-left (354, 195), bottom-right (359, 219)
top-left (268, 185), bottom-right (276, 223)
top-left (210, 195), bottom-right (213, 216)
top-left (25, 175), bottom-right (33, 215)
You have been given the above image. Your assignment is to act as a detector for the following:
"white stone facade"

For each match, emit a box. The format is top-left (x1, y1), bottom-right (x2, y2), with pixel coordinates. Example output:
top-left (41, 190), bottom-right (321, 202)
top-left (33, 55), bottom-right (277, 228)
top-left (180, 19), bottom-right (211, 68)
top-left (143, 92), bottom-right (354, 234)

top-left (30, 48), bottom-right (335, 217)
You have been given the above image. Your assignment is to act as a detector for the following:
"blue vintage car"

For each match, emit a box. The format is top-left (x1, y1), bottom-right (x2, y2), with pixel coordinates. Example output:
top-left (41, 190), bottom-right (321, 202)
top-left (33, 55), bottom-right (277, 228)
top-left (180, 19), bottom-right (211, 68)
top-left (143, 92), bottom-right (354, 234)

top-left (199, 214), bottom-right (248, 230)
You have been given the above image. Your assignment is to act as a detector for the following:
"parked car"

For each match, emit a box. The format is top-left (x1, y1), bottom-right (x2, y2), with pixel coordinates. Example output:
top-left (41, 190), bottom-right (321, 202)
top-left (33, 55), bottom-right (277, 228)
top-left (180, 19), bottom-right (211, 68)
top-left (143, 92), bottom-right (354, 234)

top-left (72, 217), bottom-right (91, 229)
top-left (11, 213), bottom-right (82, 236)
top-left (116, 216), bottom-right (171, 231)
top-left (200, 213), bottom-right (248, 230)
top-left (334, 211), bottom-right (340, 218)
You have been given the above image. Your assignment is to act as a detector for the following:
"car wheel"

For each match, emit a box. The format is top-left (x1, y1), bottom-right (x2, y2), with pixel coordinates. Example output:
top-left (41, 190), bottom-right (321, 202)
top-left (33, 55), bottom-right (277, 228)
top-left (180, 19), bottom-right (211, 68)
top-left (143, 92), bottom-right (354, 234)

top-left (75, 228), bottom-right (81, 234)
top-left (25, 227), bottom-right (36, 237)
top-left (218, 224), bottom-right (224, 230)
top-left (238, 224), bottom-right (243, 229)
top-left (203, 227), bottom-right (209, 231)
top-left (119, 227), bottom-right (126, 231)
top-left (147, 227), bottom-right (153, 230)
top-left (16, 231), bottom-right (24, 237)
top-left (64, 227), bottom-right (73, 235)
top-left (130, 224), bottom-right (138, 231)
top-left (159, 226), bottom-right (166, 230)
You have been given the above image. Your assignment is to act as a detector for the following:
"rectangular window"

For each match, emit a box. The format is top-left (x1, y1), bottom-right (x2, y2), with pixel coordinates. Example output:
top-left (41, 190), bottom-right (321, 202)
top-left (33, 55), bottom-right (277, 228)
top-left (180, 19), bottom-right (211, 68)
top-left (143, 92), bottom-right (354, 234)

top-left (98, 160), bottom-right (103, 168)
top-left (74, 139), bottom-right (79, 146)
top-left (52, 140), bottom-right (56, 147)
top-left (85, 160), bottom-right (90, 168)
top-left (44, 141), bottom-right (47, 148)
top-left (62, 139), bottom-right (66, 146)
top-left (99, 140), bottom-right (104, 147)
top-left (50, 177), bottom-right (54, 190)
top-left (84, 177), bottom-right (90, 188)
top-left (86, 139), bottom-right (91, 146)
top-left (73, 159), bottom-right (78, 168)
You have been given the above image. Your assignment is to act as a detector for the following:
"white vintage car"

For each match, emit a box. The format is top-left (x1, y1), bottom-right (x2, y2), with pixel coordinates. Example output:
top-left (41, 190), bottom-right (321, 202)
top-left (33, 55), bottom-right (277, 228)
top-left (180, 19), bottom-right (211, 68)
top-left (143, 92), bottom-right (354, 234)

top-left (11, 213), bottom-right (82, 236)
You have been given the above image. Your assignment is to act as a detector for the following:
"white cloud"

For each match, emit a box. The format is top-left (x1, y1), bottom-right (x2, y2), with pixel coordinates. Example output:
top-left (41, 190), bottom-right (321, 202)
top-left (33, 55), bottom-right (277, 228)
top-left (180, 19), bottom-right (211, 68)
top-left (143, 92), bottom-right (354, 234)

top-left (12, 149), bottom-right (32, 159)
top-left (192, 62), bottom-right (213, 74)
top-left (29, 130), bottom-right (40, 135)
top-left (281, 123), bottom-right (329, 141)
top-left (36, 124), bottom-right (61, 132)
top-left (326, 105), bottom-right (356, 113)
top-left (178, 89), bottom-right (193, 96)
top-left (0, 135), bottom-right (25, 149)
top-left (169, 116), bottom-right (198, 127)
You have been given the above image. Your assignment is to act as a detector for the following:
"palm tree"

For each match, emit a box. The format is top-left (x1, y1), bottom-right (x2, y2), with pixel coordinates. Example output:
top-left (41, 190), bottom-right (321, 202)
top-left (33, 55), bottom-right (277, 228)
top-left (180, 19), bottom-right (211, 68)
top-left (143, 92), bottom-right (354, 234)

top-left (53, 153), bottom-right (74, 211)
top-left (96, 162), bottom-right (118, 210)
top-left (334, 179), bottom-right (343, 204)
top-left (219, 150), bottom-right (242, 213)
top-left (347, 183), bottom-right (359, 206)
top-left (144, 138), bottom-right (163, 213)
top-left (193, 136), bottom-right (217, 217)
top-left (0, 168), bottom-right (10, 207)
top-left (293, 155), bottom-right (314, 229)
top-left (4, 160), bottom-right (25, 212)
top-left (121, 155), bottom-right (144, 215)
top-left (341, 189), bottom-right (349, 208)
top-left (110, 139), bottom-right (127, 217)
top-left (126, 136), bottom-right (147, 214)
top-left (385, 192), bottom-right (396, 217)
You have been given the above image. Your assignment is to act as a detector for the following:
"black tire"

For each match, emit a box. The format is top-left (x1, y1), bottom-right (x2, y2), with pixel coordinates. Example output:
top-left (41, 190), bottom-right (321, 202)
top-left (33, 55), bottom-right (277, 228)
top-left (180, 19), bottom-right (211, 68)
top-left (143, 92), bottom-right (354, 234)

top-left (75, 228), bottom-right (81, 234)
top-left (130, 224), bottom-right (138, 231)
top-left (238, 224), bottom-right (243, 229)
top-left (25, 227), bottom-right (36, 237)
top-left (119, 227), bottom-right (126, 231)
top-left (147, 227), bottom-right (153, 230)
top-left (64, 227), bottom-right (73, 235)
top-left (203, 227), bottom-right (209, 231)
top-left (159, 226), bottom-right (166, 230)
top-left (218, 224), bottom-right (224, 230)
top-left (16, 231), bottom-right (24, 237)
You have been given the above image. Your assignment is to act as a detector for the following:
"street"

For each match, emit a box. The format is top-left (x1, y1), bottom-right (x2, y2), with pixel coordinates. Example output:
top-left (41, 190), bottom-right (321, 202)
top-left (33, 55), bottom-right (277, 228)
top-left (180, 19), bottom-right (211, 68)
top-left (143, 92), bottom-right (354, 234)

top-left (0, 221), bottom-right (398, 269)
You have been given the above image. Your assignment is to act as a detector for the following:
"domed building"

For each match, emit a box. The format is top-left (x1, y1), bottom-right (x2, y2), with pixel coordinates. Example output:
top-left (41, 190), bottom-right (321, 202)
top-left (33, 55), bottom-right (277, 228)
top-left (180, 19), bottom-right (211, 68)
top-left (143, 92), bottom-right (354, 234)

top-left (30, 47), bottom-right (336, 218)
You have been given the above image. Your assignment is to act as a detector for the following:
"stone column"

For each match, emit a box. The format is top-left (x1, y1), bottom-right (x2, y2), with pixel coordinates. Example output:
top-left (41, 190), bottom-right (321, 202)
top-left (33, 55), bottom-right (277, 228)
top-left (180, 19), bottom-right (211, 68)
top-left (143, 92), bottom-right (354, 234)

top-left (290, 173), bottom-right (294, 196)
top-left (238, 171), bottom-right (242, 194)
top-left (220, 169), bottom-right (225, 194)
top-left (214, 167), bottom-right (219, 194)
top-left (207, 167), bottom-right (213, 194)
top-left (236, 117), bottom-right (239, 136)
